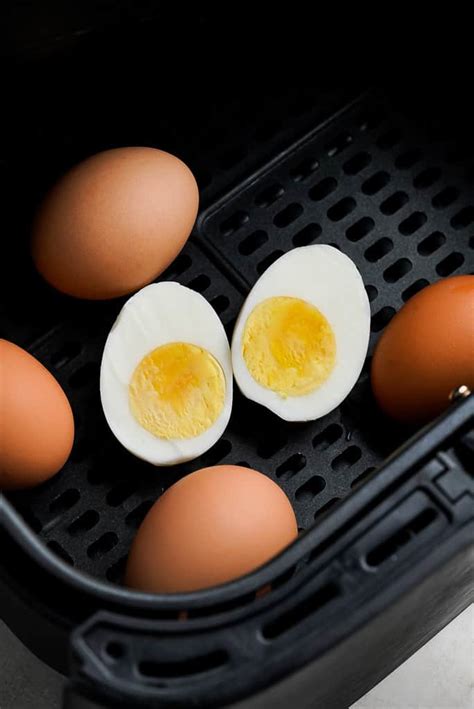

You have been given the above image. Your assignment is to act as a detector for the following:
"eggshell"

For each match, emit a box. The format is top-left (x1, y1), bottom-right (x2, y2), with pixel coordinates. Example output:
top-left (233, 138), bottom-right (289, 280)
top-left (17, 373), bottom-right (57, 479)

top-left (371, 275), bottom-right (474, 424)
top-left (125, 465), bottom-right (298, 593)
top-left (31, 147), bottom-right (199, 299)
top-left (0, 340), bottom-right (74, 489)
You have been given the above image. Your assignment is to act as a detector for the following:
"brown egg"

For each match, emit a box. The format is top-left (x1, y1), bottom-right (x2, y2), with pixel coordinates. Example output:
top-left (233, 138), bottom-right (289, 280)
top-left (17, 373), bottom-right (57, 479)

top-left (31, 147), bottom-right (199, 299)
top-left (0, 340), bottom-right (74, 489)
top-left (125, 465), bottom-right (298, 593)
top-left (371, 275), bottom-right (474, 425)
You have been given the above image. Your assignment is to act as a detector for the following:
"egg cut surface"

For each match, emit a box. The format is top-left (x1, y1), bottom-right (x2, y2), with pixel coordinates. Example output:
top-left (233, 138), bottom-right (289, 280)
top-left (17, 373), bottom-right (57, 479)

top-left (100, 282), bottom-right (233, 465)
top-left (232, 245), bottom-right (371, 421)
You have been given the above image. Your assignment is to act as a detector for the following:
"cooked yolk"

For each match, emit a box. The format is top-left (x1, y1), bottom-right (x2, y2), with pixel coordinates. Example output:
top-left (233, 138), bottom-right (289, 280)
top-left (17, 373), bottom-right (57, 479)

top-left (129, 342), bottom-right (225, 439)
top-left (242, 296), bottom-right (336, 397)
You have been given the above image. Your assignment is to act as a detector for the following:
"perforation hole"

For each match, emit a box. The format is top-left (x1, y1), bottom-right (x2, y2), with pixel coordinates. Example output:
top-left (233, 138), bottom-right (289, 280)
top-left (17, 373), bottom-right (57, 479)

top-left (257, 250), bottom-right (284, 275)
top-left (327, 197), bottom-right (356, 222)
top-left (67, 510), bottom-right (99, 536)
top-left (366, 285), bottom-right (378, 302)
top-left (395, 148), bottom-right (423, 169)
top-left (138, 650), bottom-right (228, 680)
top-left (346, 217), bottom-right (375, 242)
top-left (69, 362), bottom-right (99, 389)
top-left (418, 231), bottom-right (446, 256)
top-left (343, 151), bottom-right (371, 175)
top-left (366, 508), bottom-right (438, 568)
top-left (276, 454), bottom-right (306, 481)
top-left (377, 128), bottom-right (402, 149)
top-left (47, 541), bottom-right (74, 566)
top-left (326, 132), bottom-right (353, 157)
top-left (290, 156), bottom-right (320, 182)
top-left (220, 210), bottom-right (249, 236)
top-left (309, 177), bottom-right (337, 202)
top-left (105, 642), bottom-right (125, 661)
top-left (274, 203), bottom-right (303, 228)
top-left (399, 211), bottom-right (427, 236)
top-left (292, 223), bottom-right (322, 246)
top-left (351, 466), bottom-right (377, 489)
top-left (126, 500), bottom-right (155, 528)
top-left (255, 183), bottom-right (284, 207)
top-left (413, 166), bottom-right (442, 190)
top-left (49, 488), bottom-right (80, 514)
top-left (371, 306), bottom-right (396, 332)
top-left (432, 186), bottom-right (460, 209)
top-left (383, 258), bottom-right (413, 283)
top-left (312, 423), bottom-right (343, 450)
top-left (238, 230), bottom-right (268, 256)
top-left (450, 206), bottom-right (474, 229)
top-left (362, 171), bottom-right (390, 195)
top-left (87, 532), bottom-right (118, 559)
top-left (331, 446), bottom-right (362, 471)
top-left (402, 279), bottom-right (429, 302)
top-left (106, 480), bottom-right (138, 507)
top-left (51, 341), bottom-right (82, 369)
top-left (314, 498), bottom-right (341, 519)
top-left (380, 191), bottom-right (409, 215)
top-left (436, 252), bottom-right (465, 276)
top-left (188, 274), bottom-right (210, 293)
top-left (295, 476), bottom-right (326, 501)
top-left (262, 583), bottom-right (340, 640)
top-left (211, 295), bottom-right (230, 314)
top-left (365, 238), bottom-right (393, 262)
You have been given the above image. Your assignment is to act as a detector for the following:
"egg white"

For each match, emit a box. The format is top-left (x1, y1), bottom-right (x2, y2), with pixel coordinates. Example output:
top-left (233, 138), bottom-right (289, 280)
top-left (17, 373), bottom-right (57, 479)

top-left (100, 282), bottom-right (233, 465)
top-left (231, 245), bottom-right (370, 421)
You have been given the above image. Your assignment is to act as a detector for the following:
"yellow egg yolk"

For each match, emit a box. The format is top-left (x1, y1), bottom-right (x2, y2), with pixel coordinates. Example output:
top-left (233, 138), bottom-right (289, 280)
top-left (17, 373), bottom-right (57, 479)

top-left (242, 296), bottom-right (336, 397)
top-left (129, 342), bottom-right (225, 439)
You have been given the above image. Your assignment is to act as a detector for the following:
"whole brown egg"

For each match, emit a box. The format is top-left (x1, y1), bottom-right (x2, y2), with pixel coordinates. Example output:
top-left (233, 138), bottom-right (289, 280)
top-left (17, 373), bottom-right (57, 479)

top-left (125, 465), bottom-right (298, 593)
top-left (31, 147), bottom-right (198, 299)
top-left (371, 275), bottom-right (474, 425)
top-left (0, 340), bottom-right (74, 489)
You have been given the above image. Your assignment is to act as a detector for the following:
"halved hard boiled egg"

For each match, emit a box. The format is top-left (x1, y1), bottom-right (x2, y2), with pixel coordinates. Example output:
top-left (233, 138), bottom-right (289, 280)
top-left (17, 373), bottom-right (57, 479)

top-left (232, 245), bottom-right (370, 421)
top-left (100, 282), bottom-right (233, 465)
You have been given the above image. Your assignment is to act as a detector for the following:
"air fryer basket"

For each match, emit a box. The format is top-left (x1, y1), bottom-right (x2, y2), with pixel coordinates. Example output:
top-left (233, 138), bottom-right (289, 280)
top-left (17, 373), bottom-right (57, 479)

top-left (1, 83), bottom-right (473, 709)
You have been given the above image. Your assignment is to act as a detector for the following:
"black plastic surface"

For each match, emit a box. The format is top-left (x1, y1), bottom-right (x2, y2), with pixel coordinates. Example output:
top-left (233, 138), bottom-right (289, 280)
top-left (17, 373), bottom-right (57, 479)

top-left (1, 87), bottom-right (474, 707)
top-left (4, 92), bottom-right (473, 586)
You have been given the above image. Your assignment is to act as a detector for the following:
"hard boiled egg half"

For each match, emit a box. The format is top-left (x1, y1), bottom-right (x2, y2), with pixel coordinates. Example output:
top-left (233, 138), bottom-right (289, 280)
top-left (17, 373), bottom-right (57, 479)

top-left (100, 282), bottom-right (233, 465)
top-left (232, 245), bottom-right (370, 421)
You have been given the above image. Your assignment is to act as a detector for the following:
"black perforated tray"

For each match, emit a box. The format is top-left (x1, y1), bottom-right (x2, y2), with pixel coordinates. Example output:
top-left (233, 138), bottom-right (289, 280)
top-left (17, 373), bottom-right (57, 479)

top-left (4, 91), bottom-right (474, 587)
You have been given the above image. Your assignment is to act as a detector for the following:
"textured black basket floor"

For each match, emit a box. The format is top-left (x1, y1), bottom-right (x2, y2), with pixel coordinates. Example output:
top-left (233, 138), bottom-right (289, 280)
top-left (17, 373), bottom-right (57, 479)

top-left (4, 91), bottom-right (474, 585)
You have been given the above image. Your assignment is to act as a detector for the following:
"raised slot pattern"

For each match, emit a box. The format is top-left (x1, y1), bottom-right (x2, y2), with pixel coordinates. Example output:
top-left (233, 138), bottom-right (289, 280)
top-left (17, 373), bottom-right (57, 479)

top-left (417, 231), bottom-right (446, 256)
top-left (383, 258), bottom-right (412, 283)
top-left (138, 650), bottom-right (228, 680)
top-left (366, 508), bottom-right (438, 568)
top-left (262, 583), bottom-right (340, 640)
